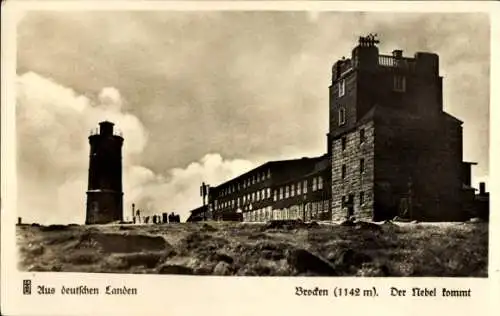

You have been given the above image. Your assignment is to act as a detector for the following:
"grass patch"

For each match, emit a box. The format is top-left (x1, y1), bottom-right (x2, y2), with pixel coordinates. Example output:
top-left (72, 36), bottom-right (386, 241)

top-left (17, 221), bottom-right (488, 277)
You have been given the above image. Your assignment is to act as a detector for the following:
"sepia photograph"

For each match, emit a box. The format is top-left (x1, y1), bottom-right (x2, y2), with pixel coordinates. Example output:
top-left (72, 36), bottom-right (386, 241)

top-left (10, 5), bottom-right (491, 280)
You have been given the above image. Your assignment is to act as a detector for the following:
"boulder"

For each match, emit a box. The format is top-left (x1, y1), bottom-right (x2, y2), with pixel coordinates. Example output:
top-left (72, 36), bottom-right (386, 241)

top-left (213, 261), bottom-right (232, 276)
top-left (210, 253), bottom-right (234, 264)
top-left (340, 219), bottom-right (355, 227)
top-left (332, 249), bottom-right (372, 268)
top-left (157, 264), bottom-right (194, 275)
top-left (287, 248), bottom-right (337, 276)
top-left (355, 221), bottom-right (382, 232)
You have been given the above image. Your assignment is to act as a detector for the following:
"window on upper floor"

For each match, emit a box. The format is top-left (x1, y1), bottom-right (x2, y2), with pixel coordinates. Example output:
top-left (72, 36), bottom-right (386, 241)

top-left (297, 182), bottom-right (302, 195)
top-left (303, 180), bottom-right (308, 194)
top-left (341, 137), bottom-right (347, 151)
top-left (312, 177), bottom-right (318, 191)
top-left (285, 186), bottom-right (290, 198)
top-left (342, 165), bottom-right (347, 179)
top-left (338, 107), bottom-right (346, 126)
top-left (360, 158), bottom-right (365, 174)
top-left (279, 187), bottom-right (283, 200)
top-left (273, 190), bottom-right (277, 202)
top-left (267, 188), bottom-right (271, 199)
top-left (360, 128), bottom-right (365, 144)
top-left (338, 79), bottom-right (346, 97)
top-left (318, 176), bottom-right (323, 190)
top-left (291, 184), bottom-right (295, 197)
top-left (394, 75), bottom-right (406, 92)
top-left (360, 191), bottom-right (365, 205)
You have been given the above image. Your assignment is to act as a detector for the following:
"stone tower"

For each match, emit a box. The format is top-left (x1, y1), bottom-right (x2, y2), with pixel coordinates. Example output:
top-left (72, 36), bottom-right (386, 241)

top-left (85, 121), bottom-right (124, 224)
top-left (328, 35), bottom-right (464, 221)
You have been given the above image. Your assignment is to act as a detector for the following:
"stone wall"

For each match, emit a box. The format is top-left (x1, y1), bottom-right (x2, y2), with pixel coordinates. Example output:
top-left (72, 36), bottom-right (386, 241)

top-left (331, 121), bottom-right (375, 221)
top-left (373, 114), bottom-right (464, 221)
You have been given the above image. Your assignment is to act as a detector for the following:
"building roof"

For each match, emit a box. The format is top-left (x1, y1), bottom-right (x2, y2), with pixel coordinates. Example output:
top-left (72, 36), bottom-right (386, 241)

top-left (462, 161), bottom-right (478, 166)
top-left (443, 112), bottom-right (463, 125)
top-left (210, 154), bottom-right (328, 189)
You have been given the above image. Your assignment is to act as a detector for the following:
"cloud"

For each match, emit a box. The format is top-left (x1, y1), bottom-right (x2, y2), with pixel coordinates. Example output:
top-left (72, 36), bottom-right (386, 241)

top-left (126, 154), bottom-right (254, 220)
top-left (16, 72), bottom-right (253, 224)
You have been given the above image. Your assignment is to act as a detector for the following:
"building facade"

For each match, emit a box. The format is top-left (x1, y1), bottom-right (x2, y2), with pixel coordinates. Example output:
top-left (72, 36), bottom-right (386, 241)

top-left (207, 155), bottom-right (331, 222)
top-left (328, 35), bottom-right (465, 221)
top-left (86, 121), bottom-right (124, 224)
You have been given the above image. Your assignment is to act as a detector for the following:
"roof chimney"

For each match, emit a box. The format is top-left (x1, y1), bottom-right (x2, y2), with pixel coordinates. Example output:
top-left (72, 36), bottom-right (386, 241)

top-left (479, 182), bottom-right (486, 195)
top-left (392, 50), bottom-right (403, 58)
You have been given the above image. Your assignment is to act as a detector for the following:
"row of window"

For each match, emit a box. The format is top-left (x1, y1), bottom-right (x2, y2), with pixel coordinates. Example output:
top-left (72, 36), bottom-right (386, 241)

top-left (214, 187), bottom-right (272, 210)
top-left (242, 200), bottom-right (329, 222)
top-left (340, 159), bottom-right (366, 179)
top-left (336, 75), bottom-right (406, 100)
top-left (273, 176), bottom-right (324, 201)
top-left (214, 176), bottom-right (325, 211)
top-left (217, 169), bottom-right (272, 197)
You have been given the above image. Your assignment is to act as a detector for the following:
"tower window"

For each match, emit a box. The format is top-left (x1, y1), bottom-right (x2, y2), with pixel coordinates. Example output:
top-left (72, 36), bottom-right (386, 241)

top-left (338, 107), bottom-right (346, 126)
top-left (341, 137), bottom-right (347, 151)
top-left (360, 129), bottom-right (365, 144)
top-left (341, 165), bottom-right (347, 179)
top-left (394, 75), bottom-right (406, 92)
top-left (338, 79), bottom-right (346, 97)
top-left (360, 191), bottom-right (365, 205)
top-left (360, 158), bottom-right (365, 174)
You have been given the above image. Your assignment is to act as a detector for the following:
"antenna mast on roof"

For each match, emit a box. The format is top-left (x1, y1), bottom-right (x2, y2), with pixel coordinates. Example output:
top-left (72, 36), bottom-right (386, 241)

top-left (358, 33), bottom-right (380, 47)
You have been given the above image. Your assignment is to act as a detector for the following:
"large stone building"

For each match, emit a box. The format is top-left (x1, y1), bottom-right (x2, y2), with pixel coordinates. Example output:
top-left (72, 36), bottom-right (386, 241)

top-left (328, 35), bottom-right (466, 221)
top-left (85, 121), bottom-right (124, 224)
top-left (192, 155), bottom-right (331, 222)
top-left (187, 35), bottom-right (479, 223)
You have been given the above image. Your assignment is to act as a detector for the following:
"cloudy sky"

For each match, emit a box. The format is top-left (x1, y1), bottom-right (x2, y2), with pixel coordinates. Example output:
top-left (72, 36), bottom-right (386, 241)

top-left (15, 10), bottom-right (490, 224)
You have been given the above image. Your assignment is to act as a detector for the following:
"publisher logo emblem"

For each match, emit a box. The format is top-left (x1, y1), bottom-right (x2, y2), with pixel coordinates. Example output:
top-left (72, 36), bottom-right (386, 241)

top-left (23, 280), bottom-right (32, 295)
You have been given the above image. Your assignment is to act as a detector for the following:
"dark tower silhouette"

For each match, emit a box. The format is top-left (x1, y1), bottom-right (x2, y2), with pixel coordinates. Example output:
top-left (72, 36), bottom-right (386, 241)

top-left (85, 121), bottom-right (124, 224)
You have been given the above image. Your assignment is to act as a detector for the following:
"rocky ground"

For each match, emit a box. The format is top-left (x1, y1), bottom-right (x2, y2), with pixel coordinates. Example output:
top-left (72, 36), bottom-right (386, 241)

top-left (17, 220), bottom-right (488, 277)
